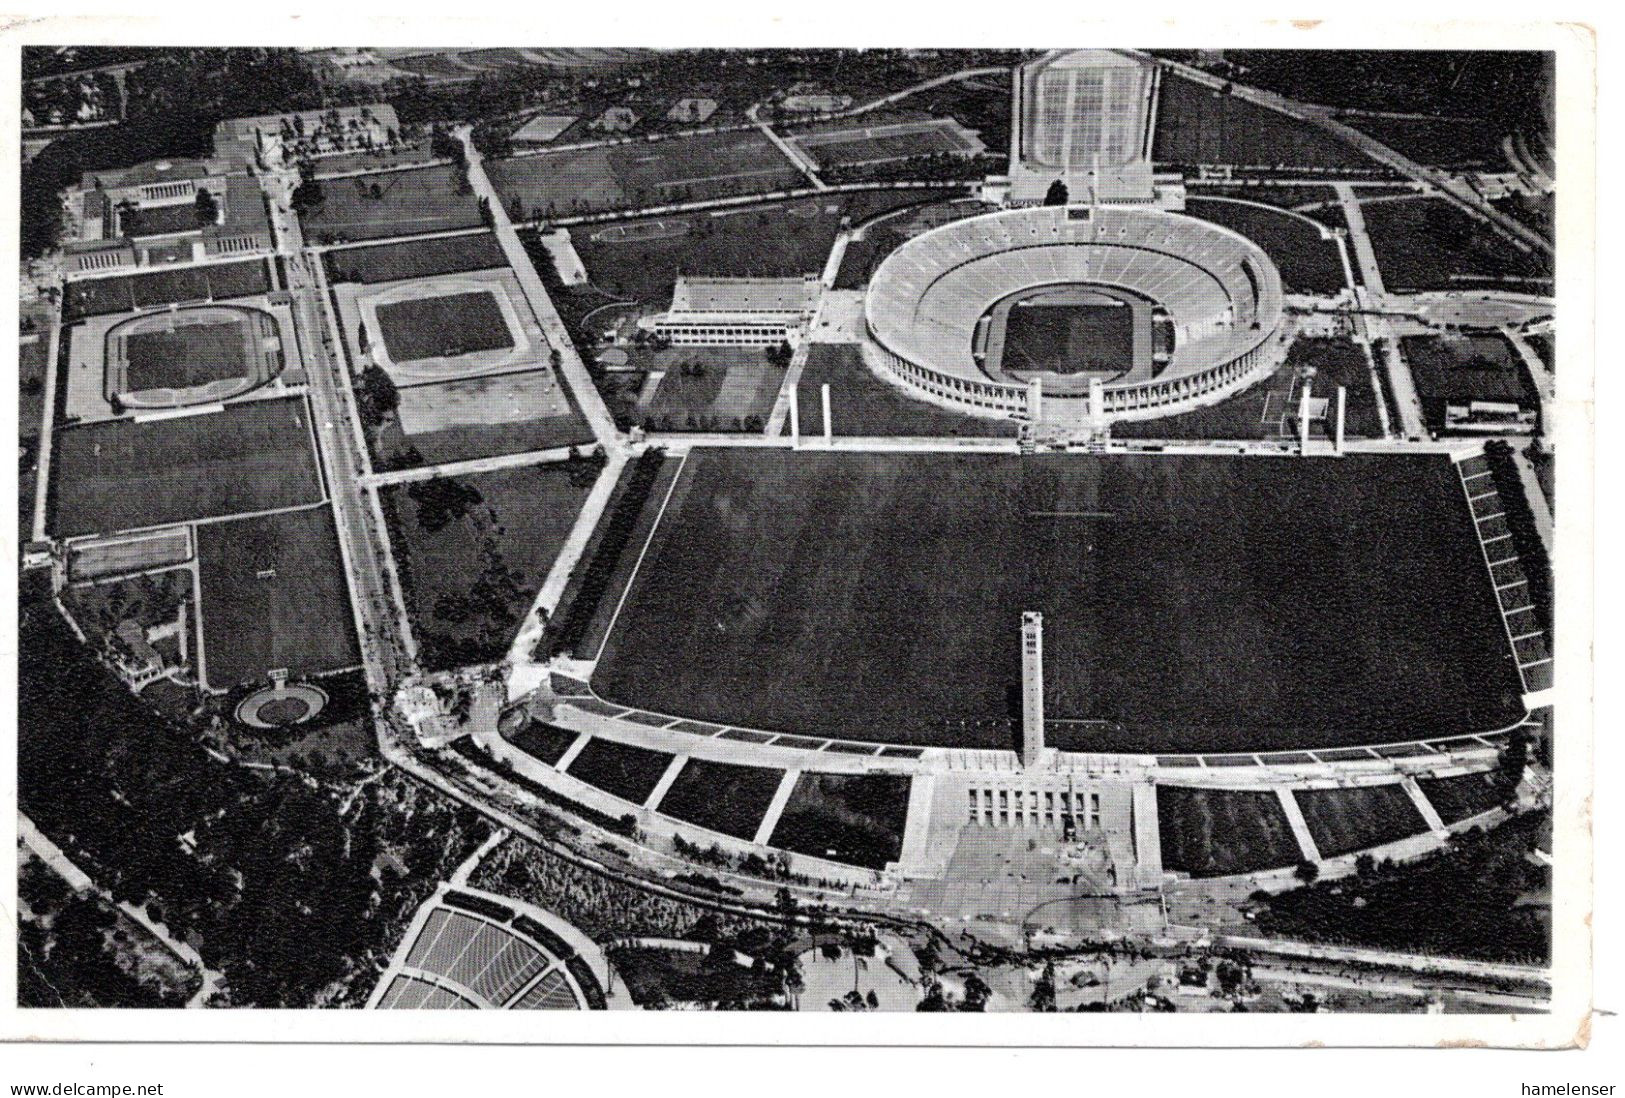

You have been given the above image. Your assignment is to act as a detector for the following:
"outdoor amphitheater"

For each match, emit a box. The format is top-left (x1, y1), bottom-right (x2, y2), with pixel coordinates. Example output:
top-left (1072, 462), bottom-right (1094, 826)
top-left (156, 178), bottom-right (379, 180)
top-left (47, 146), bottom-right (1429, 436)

top-left (104, 304), bottom-right (285, 409)
top-left (862, 204), bottom-right (1287, 427)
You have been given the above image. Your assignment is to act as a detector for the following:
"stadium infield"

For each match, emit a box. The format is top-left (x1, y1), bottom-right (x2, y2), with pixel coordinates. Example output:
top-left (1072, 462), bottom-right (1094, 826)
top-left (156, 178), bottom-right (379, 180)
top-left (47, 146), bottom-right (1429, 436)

top-left (375, 290), bottom-right (515, 362)
top-left (591, 449), bottom-right (1525, 754)
top-left (124, 321), bottom-right (249, 391)
top-left (49, 397), bottom-right (323, 538)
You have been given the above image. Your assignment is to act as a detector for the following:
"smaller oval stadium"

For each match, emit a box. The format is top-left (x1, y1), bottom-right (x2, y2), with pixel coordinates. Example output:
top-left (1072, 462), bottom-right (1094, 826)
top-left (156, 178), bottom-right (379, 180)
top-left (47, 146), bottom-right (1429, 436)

top-left (105, 304), bottom-right (285, 410)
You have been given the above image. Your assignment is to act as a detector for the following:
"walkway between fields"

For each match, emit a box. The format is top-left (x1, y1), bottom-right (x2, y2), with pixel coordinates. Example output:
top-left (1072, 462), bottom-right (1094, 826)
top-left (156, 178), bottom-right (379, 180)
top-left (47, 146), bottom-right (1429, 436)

top-left (361, 444), bottom-right (589, 490)
top-left (748, 104), bottom-right (828, 191)
top-left (459, 127), bottom-right (622, 448)
top-left (1335, 183), bottom-right (1427, 439)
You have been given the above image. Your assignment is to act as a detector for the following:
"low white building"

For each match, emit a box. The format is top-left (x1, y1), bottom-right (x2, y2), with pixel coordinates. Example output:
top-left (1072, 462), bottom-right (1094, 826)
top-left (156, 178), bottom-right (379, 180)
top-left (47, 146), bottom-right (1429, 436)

top-left (647, 275), bottom-right (822, 346)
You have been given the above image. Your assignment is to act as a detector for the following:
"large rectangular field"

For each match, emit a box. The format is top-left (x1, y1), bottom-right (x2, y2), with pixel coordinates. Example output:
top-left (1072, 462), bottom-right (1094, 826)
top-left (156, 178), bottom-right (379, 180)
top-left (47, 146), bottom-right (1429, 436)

top-left (487, 130), bottom-right (802, 220)
top-left (195, 506), bottom-right (360, 688)
top-left (1000, 298), bottom-right (1135, 375)
top-left (592, 450), bottom-right (1524, 754)
top-left (298, 165), bottom-right (485, 245)
top-left (50, 398), bottom-right (323, 537)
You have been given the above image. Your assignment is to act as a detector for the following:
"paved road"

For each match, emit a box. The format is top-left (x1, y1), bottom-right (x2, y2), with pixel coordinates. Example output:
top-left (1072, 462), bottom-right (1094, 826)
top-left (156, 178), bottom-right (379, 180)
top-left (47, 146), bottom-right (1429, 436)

top-left (263, 170), bottom-right (415, 695)
top-left (747, 104), bottom-right (828, 191)
top-left (1335, 184), bottom-right (1428, 439)
top-left (361, 443), bottom-right (587, 490)
top-left (1218, 933), bottom-right (1550, 987)
top-left (460, 128), bottom-right (622, 449)
top-left (29, 314), bottom-right (61, 542)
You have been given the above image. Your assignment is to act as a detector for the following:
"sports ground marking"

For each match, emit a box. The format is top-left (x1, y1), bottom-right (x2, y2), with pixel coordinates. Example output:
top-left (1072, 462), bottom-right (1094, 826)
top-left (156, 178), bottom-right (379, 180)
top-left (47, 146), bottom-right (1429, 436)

top-left (588, 449), bottom-right (691, 665)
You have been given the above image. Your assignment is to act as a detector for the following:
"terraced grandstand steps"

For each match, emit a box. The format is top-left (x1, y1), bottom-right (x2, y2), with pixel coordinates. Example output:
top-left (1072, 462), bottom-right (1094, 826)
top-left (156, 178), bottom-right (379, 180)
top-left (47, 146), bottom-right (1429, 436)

top-left (371, 885), bottom-right (621, 1010)
top-left (1454, 447), bottom-right (1553, 696)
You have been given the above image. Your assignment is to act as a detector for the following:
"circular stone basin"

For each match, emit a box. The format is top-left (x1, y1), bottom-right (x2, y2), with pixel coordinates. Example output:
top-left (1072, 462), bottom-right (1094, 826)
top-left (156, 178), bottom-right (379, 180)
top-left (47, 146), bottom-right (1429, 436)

top-left (236, 682), bottom-right (329, 730)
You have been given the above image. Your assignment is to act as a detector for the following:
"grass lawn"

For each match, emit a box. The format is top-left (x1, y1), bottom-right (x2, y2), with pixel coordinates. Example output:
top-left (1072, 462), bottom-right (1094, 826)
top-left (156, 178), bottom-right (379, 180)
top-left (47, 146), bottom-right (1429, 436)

top-left (366, 405), bottom-right (594, 471)
top-left (1181, 198), bottom-right (1347, 295)
top-left (1360, 198), bottom-right (1553, 291)
top-left (1153, 74), bottom-right (1375, 170)
top-left (364, 372), bottom-right (594, 472)
top-left (768, 772), bottom-right (912, 870)
top-left (299, 165), bottom-right (484, 245)
top-left (632, 347), bottom-right (782, 432)
top-left (375, 290), bottom-right (514, 362)
top-left (63, 260), bottom-right (271, 322)
top-left (195, 506), bottom-right (360, 688)
top-left (566, 191), bottom-right (936, 308)
top-left (593, 449), bottom-right (1522, 753)
top-left (1002, 298), bottom-right (1135, 375)
top-left (380, 461), bottom-right (597, 671)
top-left (785, 344), bottom-right (1015, 439)
top-left (563, 737), bottom-right (673, 805)
top-left (1294, 783), bottom-right (1429, 859)
top-left (488, 130), bottom-right (802, 221)
top-left (543, 451), bottom-right (682, 661)
top-left (1418, 769), bottom-right (1512, 825)
top-left (323, 233), bottom-right (507, 284)
top-left (1157, 785), bottom-right (1301, 877)
top-left (1111, 338), bottom-right (1380, 441)
top-left (654, 759), bottom-right (785, 842)
top-left (507, 720), bottom-right (581, 767)
top-left (50, 397), bottom-right (322, 537)
top-left (124, 321), bottom-right (249, 391)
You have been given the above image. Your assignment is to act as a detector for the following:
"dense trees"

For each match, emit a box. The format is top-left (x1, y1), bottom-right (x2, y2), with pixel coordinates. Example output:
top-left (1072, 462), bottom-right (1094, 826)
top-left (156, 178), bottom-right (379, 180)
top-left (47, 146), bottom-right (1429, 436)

top-left (18, 575), bottom-right (486, 1006)
top-left (22, 49), bottom-right (325, 258)
top-left (355, 363), bottom-right (399, 427)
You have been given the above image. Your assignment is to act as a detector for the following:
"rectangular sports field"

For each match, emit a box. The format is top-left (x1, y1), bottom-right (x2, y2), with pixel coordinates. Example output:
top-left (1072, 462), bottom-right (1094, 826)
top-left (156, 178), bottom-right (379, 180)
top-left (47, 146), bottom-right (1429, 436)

top-left (50, 397), bottom-right (323, 537)
top-left (124, 321), bottom-right (249, 391)
top-left (323, 233), bottom-right (507, 284)
top-left (487, 130), bottom-right (802, 220)
top-left (195, 506), bottom-right (360, 688)
top-left (592, 450), bottom-right (1525, 754)
top-left (1001, 300), bottom-right (1135, 375)
top-left (375, 290), bottom-right (514, 362)
top-left (298, 165), bottom-right (485, 245)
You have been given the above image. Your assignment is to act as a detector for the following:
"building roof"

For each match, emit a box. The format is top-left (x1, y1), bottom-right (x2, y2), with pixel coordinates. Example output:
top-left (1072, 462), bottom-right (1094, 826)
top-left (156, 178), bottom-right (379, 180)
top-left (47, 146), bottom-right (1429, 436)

top-left (217, 175), bottom-right (267, 231)
top-left (669, 276), bottom-right (821, 317)
top-left (81, 157), bottom-right (231, 192)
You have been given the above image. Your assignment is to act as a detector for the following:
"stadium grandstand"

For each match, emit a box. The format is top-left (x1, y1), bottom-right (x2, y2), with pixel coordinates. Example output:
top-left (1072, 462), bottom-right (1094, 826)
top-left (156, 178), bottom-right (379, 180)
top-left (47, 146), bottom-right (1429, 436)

top-left (646, 275), bottom-right (822, 347)
top-left (369, 886), bottom-right (625, 1010)
top-left (862, 204), bottom-right (1286, 428)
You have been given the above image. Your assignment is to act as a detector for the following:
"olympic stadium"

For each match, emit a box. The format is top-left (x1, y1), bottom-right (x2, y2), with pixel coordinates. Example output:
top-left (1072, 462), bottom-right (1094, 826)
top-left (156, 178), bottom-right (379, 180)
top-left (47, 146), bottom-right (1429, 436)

top-left (863, 204), bottom-right (1286, 425)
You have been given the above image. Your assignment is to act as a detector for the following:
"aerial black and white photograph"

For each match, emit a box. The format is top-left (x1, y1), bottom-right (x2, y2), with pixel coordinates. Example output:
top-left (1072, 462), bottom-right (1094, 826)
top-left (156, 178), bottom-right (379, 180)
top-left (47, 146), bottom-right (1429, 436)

top-left (4, 15), bottom-right (1603, 1080)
